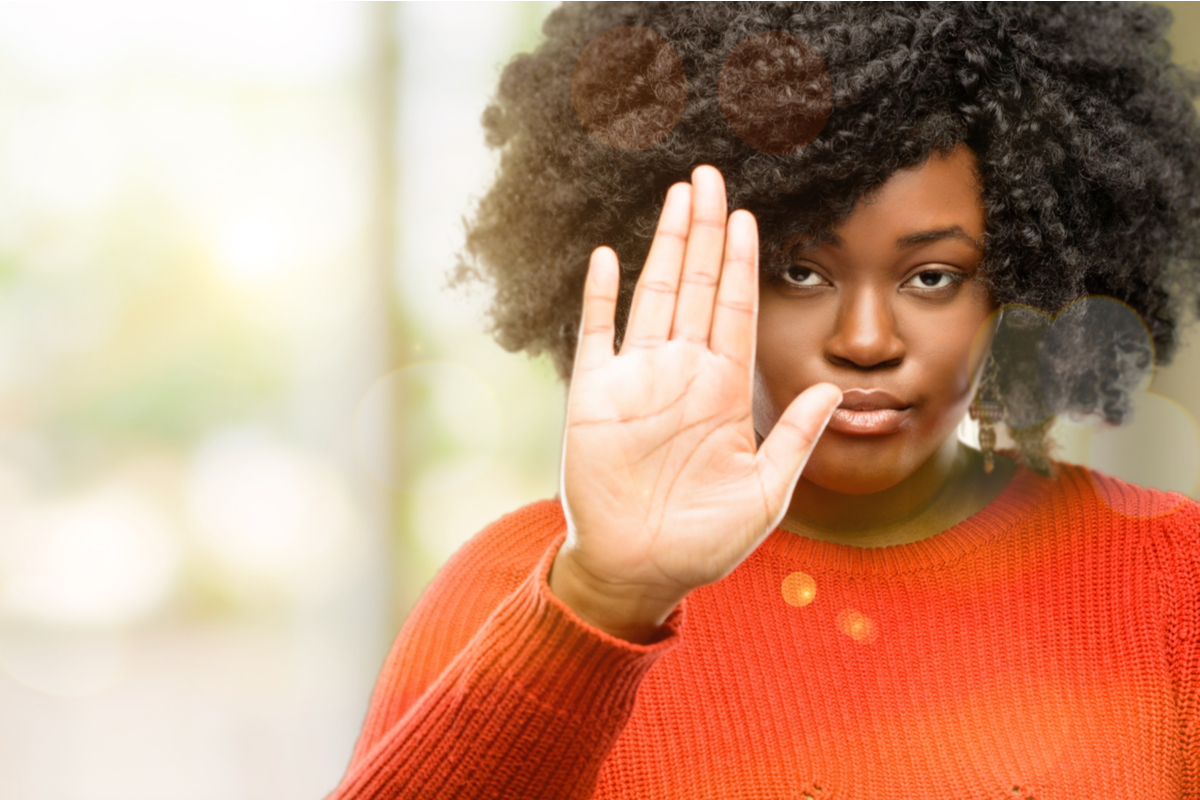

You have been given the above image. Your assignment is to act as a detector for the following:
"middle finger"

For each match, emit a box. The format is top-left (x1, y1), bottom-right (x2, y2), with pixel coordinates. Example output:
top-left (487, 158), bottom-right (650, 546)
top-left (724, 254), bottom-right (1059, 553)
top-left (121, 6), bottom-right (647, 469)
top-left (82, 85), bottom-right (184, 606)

top-left (670, 165), bottom-right (729, 344)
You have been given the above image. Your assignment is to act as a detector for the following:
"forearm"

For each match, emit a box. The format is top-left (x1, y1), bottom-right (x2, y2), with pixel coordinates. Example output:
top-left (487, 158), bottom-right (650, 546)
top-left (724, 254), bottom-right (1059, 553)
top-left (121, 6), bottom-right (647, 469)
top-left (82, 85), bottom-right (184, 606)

top-left (329, 544), bottom-right (682, 800)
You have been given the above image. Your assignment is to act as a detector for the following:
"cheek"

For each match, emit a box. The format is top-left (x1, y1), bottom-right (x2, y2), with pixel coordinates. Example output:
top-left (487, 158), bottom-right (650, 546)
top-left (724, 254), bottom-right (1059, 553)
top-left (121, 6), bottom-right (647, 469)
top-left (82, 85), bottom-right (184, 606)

top-left (908, 303), bottom-right (998, 415)
top-left (752, 295), bottom-right (830, 431)
top-left (753, 296), bottom-right (998, 433)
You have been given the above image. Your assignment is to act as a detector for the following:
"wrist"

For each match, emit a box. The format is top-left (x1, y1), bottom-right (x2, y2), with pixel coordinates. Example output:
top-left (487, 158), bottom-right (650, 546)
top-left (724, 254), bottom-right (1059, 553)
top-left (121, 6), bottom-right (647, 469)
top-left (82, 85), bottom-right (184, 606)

top-left (548, 546), bottom-right (684, 645)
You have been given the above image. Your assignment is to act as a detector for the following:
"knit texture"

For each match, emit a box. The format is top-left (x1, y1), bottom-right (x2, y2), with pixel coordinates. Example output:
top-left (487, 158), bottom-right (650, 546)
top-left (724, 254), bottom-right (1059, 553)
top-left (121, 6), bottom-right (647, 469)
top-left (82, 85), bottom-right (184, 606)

top-left (329, 463), bottom-right (1200, 799)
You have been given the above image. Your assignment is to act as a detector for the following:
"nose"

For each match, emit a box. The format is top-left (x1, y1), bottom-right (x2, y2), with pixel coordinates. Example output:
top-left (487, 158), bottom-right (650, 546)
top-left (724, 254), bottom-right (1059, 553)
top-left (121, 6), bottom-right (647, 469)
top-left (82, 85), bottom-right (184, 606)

top-left (825, 288), bottom-right (905, 370)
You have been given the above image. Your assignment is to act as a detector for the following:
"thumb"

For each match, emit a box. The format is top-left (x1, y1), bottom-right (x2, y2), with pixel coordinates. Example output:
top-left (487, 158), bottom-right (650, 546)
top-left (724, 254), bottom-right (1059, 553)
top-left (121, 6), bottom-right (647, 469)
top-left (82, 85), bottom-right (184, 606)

top-left (754, 383), bottom-right (842, 517)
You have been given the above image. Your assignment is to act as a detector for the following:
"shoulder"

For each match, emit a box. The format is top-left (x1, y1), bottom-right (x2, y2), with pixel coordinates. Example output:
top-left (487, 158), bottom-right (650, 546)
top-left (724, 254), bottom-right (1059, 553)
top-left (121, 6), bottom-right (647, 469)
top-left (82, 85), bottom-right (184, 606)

top-left (441, 498), bottom-right (567, 581)
top-left (1034, 461), bottom-right (1200, 524)
top-left (387, 499), bottom-right (567, 680)
top-left (347, 500), bottom-right (568, 759)
top-left (1041, 462), bottom-right (1200, 566)
top-left (414, 499), bottom-right (568, 618)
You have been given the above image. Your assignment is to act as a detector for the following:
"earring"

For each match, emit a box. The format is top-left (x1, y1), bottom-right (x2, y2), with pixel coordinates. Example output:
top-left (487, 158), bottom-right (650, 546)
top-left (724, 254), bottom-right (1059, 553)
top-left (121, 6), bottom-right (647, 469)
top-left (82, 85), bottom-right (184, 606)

top-left (968, 353), bottom-right (1004, 474)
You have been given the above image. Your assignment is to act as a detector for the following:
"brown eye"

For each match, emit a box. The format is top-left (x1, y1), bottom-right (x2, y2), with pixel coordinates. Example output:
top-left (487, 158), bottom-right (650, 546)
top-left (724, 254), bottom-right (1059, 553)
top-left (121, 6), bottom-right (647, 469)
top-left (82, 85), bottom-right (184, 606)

top-left (782, 263), bottom-right (827, 287)
top-left (905, 270), bottom-right (961, 290)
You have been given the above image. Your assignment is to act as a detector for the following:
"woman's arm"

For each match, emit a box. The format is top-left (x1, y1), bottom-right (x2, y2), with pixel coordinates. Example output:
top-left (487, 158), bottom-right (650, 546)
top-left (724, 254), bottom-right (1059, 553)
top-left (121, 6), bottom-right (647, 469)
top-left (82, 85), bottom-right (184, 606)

top-left (1163, 502), bottom-right (1200, 799)
top-left (330, 166), bottom-right (838, 797)
top-left (328, 501), bottom-right (681, 800)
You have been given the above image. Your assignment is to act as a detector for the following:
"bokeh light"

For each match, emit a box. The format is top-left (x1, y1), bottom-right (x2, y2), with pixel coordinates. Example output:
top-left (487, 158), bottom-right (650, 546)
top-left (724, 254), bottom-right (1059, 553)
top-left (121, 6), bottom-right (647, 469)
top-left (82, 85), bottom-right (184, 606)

top-left (718, 31), bottom-right (832, 154)
top-left (836, 608), bottom-right (878, 643)
top-left (354, 362), bottom-right (502, 494)
top-left (0, 4), bottom-right (1194, 799)
top-left (1075, 392), bottom-right (1200, 498)
top-left (0, 485), bottom-right (179, 628)
top-left (571, 26), bottom-right (687, 150)
top-left (0, 630), bottom-right (128, 698)
top-left (781, 571), bottom-right (817, 607)
top-left (185, 429), bottom-right (358, 595)
top-left (0, 5), bottom-right (562, 798)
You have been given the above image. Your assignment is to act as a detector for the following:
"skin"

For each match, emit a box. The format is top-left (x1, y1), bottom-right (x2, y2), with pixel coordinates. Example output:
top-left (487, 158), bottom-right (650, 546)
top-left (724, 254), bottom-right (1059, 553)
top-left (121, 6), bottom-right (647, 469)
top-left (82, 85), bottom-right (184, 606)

top-left (551, 145), bottom-right (1013, 643)
top-left (759, 144), bottom-right (1014, 547)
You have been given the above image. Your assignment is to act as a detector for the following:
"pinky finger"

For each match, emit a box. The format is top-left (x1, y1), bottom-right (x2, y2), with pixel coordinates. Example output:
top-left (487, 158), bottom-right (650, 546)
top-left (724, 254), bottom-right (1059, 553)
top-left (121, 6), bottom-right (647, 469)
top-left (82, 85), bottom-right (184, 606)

top-left (574, 247), bottom-right (620, 373)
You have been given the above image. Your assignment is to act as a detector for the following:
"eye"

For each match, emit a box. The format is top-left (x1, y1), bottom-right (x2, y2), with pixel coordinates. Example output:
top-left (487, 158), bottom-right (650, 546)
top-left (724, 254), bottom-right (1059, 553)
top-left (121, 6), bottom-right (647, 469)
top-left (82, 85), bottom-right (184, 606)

top-left (781, 263), bottom-right (829, 288)
top-left (904, 270), bottom-right (962, 290)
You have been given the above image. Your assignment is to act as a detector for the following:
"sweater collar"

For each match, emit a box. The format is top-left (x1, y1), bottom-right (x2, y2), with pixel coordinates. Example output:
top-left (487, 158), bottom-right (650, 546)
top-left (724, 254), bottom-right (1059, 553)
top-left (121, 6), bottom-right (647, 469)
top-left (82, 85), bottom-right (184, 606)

top-left (758, 464), bottom-right (1053, 574)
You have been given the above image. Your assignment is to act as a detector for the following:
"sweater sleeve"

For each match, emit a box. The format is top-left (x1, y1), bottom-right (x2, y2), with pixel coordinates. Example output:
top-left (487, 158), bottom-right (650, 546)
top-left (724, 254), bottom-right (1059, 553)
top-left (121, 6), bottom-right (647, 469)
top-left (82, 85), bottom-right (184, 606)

top-left (1163, 500), bottom-right (1200, 799)
top-left (326, 501), bottom-right (684, 800)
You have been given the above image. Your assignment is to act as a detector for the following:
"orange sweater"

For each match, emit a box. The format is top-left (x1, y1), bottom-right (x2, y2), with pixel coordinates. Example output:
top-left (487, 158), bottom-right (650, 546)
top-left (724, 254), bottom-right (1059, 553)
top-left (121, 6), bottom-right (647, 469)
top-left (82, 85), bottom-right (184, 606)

top-left (330, 464), bottom-right (1200, 799)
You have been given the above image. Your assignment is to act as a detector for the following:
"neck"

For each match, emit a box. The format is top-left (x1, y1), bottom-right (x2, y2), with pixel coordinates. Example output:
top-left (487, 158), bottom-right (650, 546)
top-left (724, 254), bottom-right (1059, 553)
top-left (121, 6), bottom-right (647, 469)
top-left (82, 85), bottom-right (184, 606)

top-left (781, 439), bottom-right (1012, 548)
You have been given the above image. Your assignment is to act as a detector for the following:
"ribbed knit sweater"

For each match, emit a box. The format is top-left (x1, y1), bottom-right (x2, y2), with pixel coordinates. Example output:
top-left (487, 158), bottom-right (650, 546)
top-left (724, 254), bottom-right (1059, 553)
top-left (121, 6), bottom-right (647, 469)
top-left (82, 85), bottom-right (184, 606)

top-left (330, 464), bottom-right (1200, 799)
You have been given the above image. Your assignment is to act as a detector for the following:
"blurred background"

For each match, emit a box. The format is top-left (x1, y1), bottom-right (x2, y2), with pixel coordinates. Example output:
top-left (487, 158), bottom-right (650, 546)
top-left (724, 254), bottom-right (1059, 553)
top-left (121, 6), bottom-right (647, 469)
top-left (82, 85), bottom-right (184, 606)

top-left (0, 4), bottom-right (1197, 799)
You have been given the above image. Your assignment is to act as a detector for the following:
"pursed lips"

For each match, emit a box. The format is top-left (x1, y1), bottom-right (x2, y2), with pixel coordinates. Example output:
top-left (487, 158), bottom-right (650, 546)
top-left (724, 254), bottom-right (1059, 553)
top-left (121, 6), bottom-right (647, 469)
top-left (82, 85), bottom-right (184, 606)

top-left (827, 388), bottom-right (912, 435)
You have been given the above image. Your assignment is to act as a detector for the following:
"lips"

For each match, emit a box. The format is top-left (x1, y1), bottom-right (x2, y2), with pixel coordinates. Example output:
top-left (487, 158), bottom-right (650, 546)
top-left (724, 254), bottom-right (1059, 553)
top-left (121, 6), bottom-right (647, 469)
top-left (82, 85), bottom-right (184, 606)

top-left (826, 389), bottom-right (912, 435)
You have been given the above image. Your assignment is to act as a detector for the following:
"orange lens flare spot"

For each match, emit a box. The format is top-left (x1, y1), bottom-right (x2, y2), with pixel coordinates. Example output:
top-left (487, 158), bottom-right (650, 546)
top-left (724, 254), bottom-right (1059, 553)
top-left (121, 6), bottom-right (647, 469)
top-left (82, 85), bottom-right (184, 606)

top-left (836, 608), bottom-right (878, 643)
top-left (781, 571), bottom-right (817, 607)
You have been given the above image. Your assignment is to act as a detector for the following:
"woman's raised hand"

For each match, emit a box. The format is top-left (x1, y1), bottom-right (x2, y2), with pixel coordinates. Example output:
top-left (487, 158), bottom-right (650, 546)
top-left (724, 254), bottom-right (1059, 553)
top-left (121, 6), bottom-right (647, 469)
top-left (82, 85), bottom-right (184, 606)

top-left (551, 166), bottom-right (842, 643)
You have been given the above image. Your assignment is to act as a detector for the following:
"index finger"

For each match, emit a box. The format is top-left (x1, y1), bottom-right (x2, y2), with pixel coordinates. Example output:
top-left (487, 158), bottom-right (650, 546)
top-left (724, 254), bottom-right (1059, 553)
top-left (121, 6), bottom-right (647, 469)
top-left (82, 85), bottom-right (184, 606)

top-left (620, 182), bottom-right (692, 351)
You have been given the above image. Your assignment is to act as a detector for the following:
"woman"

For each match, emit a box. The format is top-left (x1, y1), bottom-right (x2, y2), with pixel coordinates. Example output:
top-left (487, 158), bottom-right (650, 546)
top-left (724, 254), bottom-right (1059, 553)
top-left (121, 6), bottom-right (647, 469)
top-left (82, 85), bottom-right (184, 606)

top-left (332, 4), bottom-right (1200, 798)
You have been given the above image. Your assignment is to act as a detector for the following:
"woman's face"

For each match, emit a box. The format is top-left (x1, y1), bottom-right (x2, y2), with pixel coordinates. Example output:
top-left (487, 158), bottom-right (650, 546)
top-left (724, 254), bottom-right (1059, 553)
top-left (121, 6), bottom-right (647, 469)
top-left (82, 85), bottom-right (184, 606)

top-left (754, 144), bottom-right (996, 496)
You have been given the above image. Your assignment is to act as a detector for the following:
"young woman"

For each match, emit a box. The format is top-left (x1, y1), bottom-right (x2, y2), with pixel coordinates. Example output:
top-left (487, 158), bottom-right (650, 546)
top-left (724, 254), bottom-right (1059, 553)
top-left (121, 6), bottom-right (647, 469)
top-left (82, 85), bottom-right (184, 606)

top-left (331, 4), bottom-right (1200, 798)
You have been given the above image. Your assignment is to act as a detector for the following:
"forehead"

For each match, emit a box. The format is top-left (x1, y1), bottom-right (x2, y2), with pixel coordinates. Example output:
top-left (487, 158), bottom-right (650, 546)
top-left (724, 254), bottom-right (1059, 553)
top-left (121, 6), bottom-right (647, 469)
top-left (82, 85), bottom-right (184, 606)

top-left (795, 145), bottom-right (986, 251)
top-left (842, 145), bottom-right (984, 237)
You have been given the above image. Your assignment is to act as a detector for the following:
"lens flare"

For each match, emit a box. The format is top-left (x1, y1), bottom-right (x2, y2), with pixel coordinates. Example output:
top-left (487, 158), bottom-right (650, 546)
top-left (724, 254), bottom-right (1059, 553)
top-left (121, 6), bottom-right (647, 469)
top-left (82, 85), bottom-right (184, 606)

top-left (836, 608), bottom-right (878, 643)
top-left (718, 31), bottom-right (831, 154)
top-left (572, 26), bottom-right (686, 150)
top-left (781, 571), bottom-right (817, 607)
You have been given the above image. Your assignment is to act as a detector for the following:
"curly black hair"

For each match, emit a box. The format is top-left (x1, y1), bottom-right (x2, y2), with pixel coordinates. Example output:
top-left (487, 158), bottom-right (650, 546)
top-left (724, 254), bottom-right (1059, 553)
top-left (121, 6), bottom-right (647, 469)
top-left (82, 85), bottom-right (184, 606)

top-left (458, 2), bottom-right (1200, 471)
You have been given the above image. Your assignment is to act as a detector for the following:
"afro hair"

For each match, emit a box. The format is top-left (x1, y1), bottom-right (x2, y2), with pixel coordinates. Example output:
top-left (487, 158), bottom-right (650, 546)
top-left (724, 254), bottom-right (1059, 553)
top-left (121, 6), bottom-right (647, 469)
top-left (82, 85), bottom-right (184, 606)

top-left (459, 2), bottom-right (1200, 470)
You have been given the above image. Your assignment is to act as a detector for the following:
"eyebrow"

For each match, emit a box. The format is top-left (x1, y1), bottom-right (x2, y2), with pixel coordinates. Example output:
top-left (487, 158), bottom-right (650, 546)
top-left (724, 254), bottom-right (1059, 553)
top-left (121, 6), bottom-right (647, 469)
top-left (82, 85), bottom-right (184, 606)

top-left (896, 225), bottom-right (981, 249)
top-left (791, 225), bottom-right (983, 253)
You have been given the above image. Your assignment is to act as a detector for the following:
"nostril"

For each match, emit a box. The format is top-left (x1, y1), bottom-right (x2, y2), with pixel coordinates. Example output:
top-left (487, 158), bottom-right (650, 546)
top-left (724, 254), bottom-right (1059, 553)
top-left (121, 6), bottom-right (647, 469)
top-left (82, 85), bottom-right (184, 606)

top-left (825, 352), bottom-right (903, 371)
top-left (825, 323), bottom-right (905, 368)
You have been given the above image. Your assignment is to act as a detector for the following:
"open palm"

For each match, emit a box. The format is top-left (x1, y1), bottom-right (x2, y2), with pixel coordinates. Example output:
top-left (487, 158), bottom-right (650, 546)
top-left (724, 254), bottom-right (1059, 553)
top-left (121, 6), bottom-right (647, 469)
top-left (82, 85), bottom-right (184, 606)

top-left (552, 166), bottom-right (841, 641)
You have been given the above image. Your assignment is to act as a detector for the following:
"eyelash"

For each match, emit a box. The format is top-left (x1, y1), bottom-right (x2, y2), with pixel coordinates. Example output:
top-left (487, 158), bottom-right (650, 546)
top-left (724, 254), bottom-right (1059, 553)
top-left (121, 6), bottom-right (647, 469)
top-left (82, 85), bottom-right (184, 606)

top-left (779, 264), bottom-right (965, 292)
top-left (903, 270), bottom-right (964, 290)
top-left (780, 264), bottom-right (828, 288)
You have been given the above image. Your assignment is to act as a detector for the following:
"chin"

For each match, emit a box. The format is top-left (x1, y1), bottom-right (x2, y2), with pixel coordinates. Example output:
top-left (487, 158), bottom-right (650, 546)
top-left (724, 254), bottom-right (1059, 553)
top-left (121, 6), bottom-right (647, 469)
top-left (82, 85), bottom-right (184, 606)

top-left (800, 435), bottom-right (929, 495)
